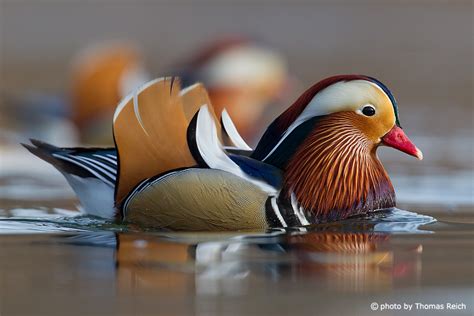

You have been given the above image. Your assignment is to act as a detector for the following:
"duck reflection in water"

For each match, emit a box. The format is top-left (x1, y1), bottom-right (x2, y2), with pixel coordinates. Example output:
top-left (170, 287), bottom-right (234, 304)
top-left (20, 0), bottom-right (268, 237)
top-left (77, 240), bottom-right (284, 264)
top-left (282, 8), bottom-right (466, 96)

top-left (113, 229), bottom-right (423, 294)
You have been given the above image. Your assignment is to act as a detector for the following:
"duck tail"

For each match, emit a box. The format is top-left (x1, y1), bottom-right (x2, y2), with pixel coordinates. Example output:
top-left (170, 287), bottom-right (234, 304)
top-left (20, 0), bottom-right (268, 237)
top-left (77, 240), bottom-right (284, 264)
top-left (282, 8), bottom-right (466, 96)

top-left (22, 139), bottom-right (116, 184)
top-left (22, 139), bottom-right (117, 218)
top-left (22, 139), bottom-right (72, 173)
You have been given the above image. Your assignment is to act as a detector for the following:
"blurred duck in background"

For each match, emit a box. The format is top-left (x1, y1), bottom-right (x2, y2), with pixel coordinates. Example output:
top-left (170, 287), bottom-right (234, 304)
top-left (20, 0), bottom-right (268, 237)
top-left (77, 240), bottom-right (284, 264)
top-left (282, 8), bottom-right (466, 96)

top-left (177, 37), bottom-right (289, 143)
top-left (0, 41), bottom-right (148, 147)
top-left (1, 37), bottom-right (289, 147)
top-left (70, 42), bottom-right (150, 145)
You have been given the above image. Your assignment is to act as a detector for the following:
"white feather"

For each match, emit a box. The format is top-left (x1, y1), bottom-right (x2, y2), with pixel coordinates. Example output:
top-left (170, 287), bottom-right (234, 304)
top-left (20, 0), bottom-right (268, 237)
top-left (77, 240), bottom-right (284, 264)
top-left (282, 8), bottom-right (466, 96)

top-left (63, 174), bottom-right (115, 219)
top-left (221, 109), bottom-right (252, 151)
top-left (196, 105), bottom-right (277, 195)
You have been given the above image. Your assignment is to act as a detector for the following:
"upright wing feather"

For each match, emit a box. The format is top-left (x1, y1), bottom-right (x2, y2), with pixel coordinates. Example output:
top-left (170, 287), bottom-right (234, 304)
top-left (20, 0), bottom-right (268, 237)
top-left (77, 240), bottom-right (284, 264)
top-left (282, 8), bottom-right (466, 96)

top-left (113, 77), bottom-right (196, 203)
top-left (180, 83), bottom-right (215, 122)
top-left (180, 83), bottom-right (252, 150)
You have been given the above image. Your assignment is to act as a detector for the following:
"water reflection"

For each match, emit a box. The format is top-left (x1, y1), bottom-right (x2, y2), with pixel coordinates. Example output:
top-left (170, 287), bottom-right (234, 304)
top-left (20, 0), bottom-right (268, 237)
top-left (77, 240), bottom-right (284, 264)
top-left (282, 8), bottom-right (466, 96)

top-left (0, 206), bottom-right (446, 295)
top-left (112, 229), bottom-right (423, 294)
top-left (1, 211), bottom-right (472, 315)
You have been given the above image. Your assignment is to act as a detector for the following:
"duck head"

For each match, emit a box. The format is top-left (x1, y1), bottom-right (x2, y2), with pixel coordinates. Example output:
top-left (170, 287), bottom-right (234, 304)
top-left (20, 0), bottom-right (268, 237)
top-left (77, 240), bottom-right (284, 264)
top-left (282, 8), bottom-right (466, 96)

top-left (252, 75), bottom-right (422, 222)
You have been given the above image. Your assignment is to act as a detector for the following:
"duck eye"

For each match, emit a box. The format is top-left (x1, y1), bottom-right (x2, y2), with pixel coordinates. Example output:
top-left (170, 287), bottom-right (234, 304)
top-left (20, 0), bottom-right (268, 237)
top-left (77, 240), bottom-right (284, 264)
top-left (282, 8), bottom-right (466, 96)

top-left (362, 105), bottom-right (376, 116)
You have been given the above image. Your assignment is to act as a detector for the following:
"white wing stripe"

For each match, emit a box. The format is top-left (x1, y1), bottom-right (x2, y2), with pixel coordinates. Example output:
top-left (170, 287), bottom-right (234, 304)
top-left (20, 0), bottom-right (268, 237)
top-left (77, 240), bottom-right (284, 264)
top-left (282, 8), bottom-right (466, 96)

top-left (52, 154), bottom-right (114, 187)
top-left (74, 156), bottom-right (117, 176)
top-left (92, 154), bottom-right (117, 165)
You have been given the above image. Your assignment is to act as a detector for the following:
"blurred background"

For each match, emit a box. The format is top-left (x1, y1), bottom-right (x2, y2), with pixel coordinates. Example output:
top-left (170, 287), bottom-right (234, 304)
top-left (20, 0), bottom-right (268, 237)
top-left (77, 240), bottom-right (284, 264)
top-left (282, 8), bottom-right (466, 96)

top-left (0, 1), bottom-right (473, 211)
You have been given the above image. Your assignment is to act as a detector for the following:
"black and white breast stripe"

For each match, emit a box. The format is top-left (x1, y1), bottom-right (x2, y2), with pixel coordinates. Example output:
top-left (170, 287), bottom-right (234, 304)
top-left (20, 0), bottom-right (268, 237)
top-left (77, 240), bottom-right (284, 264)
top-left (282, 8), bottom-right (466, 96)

top-left (290, 193), bottom-right (311, 226)
top-left (265, 195), bottom-right (311, 228)
top-left (52, 152), bottom-right (118, 187)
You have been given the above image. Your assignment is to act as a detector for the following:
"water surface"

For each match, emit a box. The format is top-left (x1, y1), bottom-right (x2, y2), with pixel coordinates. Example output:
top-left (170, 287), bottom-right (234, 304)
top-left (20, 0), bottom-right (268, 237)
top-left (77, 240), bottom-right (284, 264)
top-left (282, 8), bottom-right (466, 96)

top-left (0, 139), bottom-right (473, 315)
top-left (0, 201), bottom-right (472, 315)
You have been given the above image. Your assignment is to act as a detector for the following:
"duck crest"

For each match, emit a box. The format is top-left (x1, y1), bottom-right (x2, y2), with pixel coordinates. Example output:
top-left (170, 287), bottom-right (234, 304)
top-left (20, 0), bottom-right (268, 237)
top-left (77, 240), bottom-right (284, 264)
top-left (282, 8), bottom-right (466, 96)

top-left (252, 75), bottom-right (373, 167)
top-left (282, 112), bottom-right (396, 222)
top-left (252, 74), bottom-right (401, 167)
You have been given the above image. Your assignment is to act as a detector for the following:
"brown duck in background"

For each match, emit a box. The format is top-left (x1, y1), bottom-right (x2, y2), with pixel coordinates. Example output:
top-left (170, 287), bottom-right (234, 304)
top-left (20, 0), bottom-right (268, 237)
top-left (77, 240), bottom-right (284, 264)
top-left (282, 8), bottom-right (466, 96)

top-left (70, 42), bottom-right (149, 144)
top-left (24, 75), bottom-right (422, 231)
top-left (0, 42), bottom-right (149, 147)
top-left (72, 38), bottom-right (288, 145)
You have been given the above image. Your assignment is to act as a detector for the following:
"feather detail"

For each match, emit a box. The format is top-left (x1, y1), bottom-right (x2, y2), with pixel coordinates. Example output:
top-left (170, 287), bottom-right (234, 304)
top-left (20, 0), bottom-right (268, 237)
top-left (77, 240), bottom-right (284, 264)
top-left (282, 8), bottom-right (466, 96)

top-left (275, 75), bottom-right (370, 133)
top-left (123, 168), bottom-right (268, 231)
top-left (187, 105), bottom-right (278, 195)
top-left (179, 82), bottom-right (250, 149)
top-left (113, 77), bottom-right (196, 203)
top-left (253, 75), bottom-right (369, 160)
top-left (283, 112), bottom-right (395, 222)
top-left (252, 74), bottom-right (400, 162)
top-left (221, 109), bottom-right (252, 151)
top-left (180, 83), bottom-right (216, 122)
top-left (22, 140), bottom-right (117, 218)
top-left (180, 82), bottom-right (223, 145)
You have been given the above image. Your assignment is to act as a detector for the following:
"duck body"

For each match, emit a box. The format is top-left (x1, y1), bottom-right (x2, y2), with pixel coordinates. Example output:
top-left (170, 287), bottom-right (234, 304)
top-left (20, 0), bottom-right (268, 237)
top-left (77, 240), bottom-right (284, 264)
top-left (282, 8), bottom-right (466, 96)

top-left (123, 168), bottom-right (269, 230)
top-left (24, 75), bottom-right (422, 231)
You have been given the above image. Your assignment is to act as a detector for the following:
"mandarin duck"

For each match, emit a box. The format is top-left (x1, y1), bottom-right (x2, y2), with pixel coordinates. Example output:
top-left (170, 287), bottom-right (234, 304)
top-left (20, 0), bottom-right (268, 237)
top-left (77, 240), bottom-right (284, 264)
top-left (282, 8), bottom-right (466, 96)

top-left (0, 42), bottom-right (149, 146)
top-left (70, 42), bottom-right (149, 144)
top-left (23, 75), bottom-right (422, 231)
